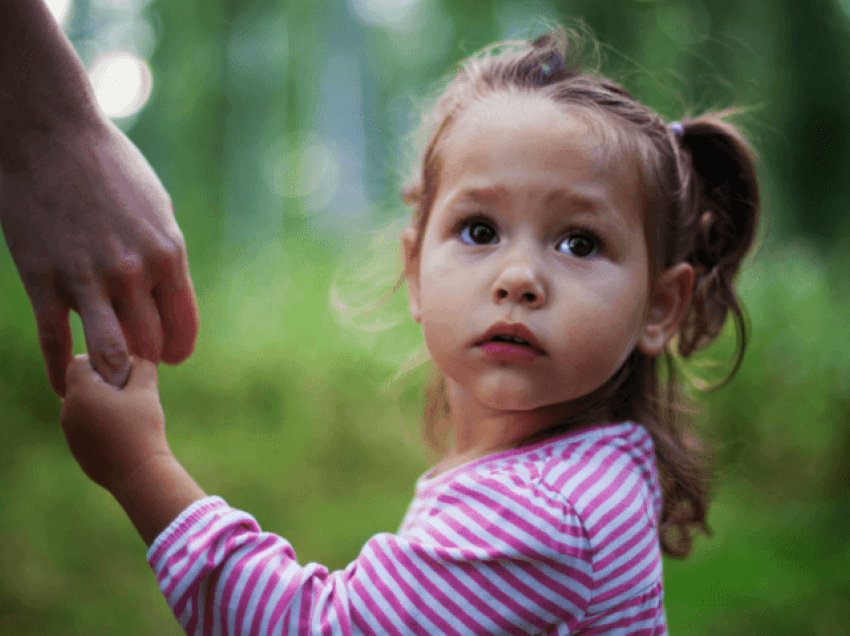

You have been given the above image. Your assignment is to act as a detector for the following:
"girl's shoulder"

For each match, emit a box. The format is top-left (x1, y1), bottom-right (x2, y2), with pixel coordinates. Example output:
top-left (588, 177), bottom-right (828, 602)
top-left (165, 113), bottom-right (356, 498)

top-left (398, 422), bottom-right (665, 613)
top-left (421, 422), bottom-right (654, 494)
top-left (409, 422), bottom-right (661, 532)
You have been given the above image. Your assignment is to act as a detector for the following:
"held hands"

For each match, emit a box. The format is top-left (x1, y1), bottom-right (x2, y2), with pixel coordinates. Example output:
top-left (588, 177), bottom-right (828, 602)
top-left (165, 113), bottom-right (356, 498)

top-left (61, 354), bottom-right (206, 545)
top-left (0, 116), bottom-right (199, 396)
top-left (60, 354), bottom-right (170, 493)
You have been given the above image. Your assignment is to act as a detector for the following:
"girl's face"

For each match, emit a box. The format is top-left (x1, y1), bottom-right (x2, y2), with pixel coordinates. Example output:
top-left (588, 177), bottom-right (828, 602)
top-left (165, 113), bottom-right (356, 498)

top-left (403, 94), bottom-right (691, 424)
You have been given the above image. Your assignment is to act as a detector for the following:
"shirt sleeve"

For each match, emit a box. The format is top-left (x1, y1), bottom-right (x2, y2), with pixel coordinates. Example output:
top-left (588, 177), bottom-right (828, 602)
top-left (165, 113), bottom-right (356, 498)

top-left (147, 476), bottom-right (593, 636)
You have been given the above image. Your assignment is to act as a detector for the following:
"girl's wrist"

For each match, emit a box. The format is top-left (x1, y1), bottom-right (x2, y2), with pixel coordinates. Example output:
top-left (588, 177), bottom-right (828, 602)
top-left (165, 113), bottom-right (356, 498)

top-left (109, 452), bottom-right (207, 547)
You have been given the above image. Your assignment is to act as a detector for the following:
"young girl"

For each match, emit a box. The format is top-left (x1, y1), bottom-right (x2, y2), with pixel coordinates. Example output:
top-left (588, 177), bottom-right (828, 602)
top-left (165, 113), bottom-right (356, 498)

top-left (59, 27), bottom-right (760, 635)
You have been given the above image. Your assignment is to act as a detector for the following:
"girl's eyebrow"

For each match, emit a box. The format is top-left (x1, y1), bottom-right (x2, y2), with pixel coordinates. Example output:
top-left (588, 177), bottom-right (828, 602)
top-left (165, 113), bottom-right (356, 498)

top-left (545, 188), bottom-right (633, 237)
top-left (543, 187), bottom-right (610, 213)
top-left (445, 185), bottom-right (628, 236)
top-left (448, 185), bottom-right (507, 206)
top-left (449, 185), bottom-right (612, 211)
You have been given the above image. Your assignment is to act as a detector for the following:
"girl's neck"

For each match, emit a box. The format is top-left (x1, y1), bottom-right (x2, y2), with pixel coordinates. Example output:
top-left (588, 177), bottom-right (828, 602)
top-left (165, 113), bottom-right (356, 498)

top-left (442, 380), bottom-right (578, 459)
top-left (433, 377), bottom-right (617, 477)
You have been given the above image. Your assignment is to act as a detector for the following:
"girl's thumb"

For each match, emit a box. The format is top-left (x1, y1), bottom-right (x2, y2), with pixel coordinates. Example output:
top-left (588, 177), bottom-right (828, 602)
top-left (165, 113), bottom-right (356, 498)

top-left (123, 356), bottom-right (159, 391)
top-left (64, 353), bottom-right (101, 394)
top-left (64, 354), bottom-right (158, 396)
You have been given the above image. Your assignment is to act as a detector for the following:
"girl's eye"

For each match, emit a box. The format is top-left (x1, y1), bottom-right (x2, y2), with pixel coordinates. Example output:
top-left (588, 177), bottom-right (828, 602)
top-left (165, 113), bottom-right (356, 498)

top-left (459, 221), bottom-right (497, 245)
top-left (557, 233), bottom-right (597, 257)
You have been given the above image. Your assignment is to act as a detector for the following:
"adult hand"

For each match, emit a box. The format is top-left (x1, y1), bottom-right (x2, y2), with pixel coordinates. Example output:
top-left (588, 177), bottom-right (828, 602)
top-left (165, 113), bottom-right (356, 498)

top-left (0, 117), bottom-right (199, 396)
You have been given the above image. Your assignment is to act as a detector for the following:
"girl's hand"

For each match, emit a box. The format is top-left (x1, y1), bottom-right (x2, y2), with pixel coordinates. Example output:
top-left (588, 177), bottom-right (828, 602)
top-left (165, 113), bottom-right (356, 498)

top-left (60, 354), bottom-right (172, 494)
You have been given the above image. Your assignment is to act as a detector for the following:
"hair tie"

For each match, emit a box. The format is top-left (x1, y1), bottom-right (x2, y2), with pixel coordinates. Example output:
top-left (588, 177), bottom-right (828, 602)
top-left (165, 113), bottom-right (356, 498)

top-left (535, 51), bottom-right (564, 86)
top-left (670, 121), bottom-right (685, 138)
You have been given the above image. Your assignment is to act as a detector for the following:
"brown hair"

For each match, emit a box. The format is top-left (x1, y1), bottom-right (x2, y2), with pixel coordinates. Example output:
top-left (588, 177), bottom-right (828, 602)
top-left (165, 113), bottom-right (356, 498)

top-left (401, 26), bottom-right (760, 558)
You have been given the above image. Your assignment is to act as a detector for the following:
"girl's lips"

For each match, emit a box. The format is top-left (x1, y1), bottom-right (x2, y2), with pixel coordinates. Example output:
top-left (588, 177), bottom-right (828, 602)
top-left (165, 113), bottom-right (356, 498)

top-left (479, 341), bottom-right (543, 365)
top-left (475, 322), bottom-right (545, 355)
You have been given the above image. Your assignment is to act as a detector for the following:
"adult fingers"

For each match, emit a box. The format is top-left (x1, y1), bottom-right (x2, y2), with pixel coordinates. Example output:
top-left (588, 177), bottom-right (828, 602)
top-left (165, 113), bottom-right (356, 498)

top-left (114, 287), bottom-right (164, 365)
top-left (77, 294), bottom-right (131, 390)
top-left (154, 259), bottom-right (199, 365)
top-left (33, 294), bottom-right (73, 397)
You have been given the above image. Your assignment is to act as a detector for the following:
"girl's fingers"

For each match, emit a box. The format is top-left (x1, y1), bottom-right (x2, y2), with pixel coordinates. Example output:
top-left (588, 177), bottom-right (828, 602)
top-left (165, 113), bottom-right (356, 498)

top-left (77, 294), bottom-right (131, 389)
top-left (65, 352), bottom-right (94, 381)
top-left (65, 354), bottom-right (157, 400)
top-left (33, 293), bottom-right (73, 397)
top-left (124, 356), bottom-right (159, 391)
top-left (64, 353), bottom-right (106, 398)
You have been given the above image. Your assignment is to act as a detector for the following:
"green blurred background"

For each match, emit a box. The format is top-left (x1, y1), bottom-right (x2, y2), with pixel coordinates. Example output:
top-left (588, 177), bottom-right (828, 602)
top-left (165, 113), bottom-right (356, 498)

top-left (2, 0), bottom-right (849, 633)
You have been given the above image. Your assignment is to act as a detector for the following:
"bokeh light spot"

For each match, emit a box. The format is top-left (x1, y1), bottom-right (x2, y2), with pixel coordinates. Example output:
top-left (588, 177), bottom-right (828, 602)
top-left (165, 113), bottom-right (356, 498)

top-left (89, 51), bottom-right (153, 118)
top-left (45, 0), bottom-right (73, 26)
top-left (349, 0), bottom-right (424, 30)
top-left (264, 134), bottom-right (341, 207)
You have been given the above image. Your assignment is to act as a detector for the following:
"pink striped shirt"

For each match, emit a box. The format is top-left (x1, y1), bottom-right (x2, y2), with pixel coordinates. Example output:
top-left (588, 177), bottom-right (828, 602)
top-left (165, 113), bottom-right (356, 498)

top-left (148, 422), bottom-right (666, 635)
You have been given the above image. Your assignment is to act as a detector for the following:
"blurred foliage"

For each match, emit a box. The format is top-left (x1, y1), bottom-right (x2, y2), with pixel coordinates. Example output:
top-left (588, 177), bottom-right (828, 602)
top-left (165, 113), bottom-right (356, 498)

top-left (2, 0), bottom-right (850, 634)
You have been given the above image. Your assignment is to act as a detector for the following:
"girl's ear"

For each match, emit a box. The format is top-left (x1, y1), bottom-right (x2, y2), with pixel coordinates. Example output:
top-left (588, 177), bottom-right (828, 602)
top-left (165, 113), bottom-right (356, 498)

top-left (400, 226), bottom-right (422, 323)
top-left (637, 262), bottom-right (695, 357)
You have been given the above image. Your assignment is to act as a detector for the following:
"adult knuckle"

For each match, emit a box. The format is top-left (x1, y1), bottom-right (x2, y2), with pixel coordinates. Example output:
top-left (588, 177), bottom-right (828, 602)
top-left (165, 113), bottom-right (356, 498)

top-left (156, 237), bottom-right (181, 262)
top-left (162, 226), bottom-right (187, 256)
top-left (108, 255), bottom-right (145, 285)
top-left (151, 234), bottom-right (187, 278)
top-left (65, 256), bottom-right (98, 290)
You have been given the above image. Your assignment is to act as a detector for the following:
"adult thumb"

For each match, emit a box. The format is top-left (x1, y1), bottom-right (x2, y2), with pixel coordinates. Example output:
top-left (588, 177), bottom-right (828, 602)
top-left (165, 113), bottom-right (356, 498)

top-left (79, 299), bottom-right (131, 389)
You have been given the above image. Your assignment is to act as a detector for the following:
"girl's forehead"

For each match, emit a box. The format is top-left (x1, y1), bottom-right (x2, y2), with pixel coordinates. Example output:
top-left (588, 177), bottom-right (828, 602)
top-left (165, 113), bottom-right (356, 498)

top-left (437, 93), bottom-right (643, 212)
top-left (448, 94), bottom-right (598, 149)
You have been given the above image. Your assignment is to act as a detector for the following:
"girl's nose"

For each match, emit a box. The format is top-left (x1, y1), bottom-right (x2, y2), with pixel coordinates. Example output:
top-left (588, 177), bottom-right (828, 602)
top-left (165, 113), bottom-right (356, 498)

top-left (491, 261), bottom-right (547, 309)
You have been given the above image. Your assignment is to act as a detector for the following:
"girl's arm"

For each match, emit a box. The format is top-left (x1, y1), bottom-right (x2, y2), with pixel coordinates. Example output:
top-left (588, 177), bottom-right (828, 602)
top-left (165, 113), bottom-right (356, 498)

top-left (60, 356), bottom-right (661, 636)
top-left (60, 355), bottom-right (205, 545)
top-left (146, 474), bottom-right (601, 636)
top-left (60, 356), bottom-right (596, 634)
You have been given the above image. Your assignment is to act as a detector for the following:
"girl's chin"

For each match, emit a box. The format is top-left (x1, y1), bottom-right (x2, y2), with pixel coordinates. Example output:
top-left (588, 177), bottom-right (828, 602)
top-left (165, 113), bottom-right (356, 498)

top-left (471, 390), bottom-right (576, 415)
top-left (484, 395), bottom-right (548, 412)
top-left (446, 374), bottom-right (589, 416)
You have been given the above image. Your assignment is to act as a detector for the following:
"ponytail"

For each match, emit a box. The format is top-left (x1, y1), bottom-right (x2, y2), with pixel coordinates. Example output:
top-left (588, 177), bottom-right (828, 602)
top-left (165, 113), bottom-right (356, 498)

top-left (673, 115), bottom-right (760, 382)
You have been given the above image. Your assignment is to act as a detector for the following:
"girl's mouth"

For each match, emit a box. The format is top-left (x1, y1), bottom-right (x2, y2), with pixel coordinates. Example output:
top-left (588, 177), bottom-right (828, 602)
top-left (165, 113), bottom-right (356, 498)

top-left (491, 335), bottom-right (531, 345)
top-left (479, 339), bottom-right (543, 364)
top-left (475, 323), bottom-right (545, 363)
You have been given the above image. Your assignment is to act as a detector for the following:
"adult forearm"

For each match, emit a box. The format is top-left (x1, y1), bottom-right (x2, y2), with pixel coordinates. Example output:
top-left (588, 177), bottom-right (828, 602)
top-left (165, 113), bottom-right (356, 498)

top-left (0, 0), bottom-right (100, 167)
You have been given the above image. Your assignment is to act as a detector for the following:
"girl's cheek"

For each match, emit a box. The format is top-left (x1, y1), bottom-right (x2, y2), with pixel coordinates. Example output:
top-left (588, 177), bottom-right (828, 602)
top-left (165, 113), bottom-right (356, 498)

top-left (422, 244), bottom-right (461, 278)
